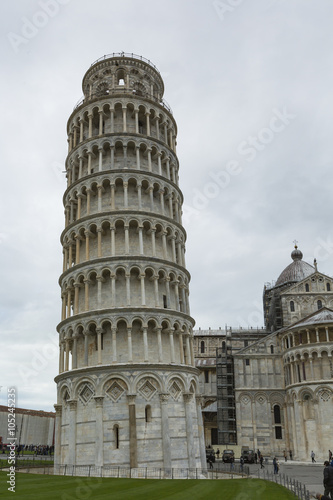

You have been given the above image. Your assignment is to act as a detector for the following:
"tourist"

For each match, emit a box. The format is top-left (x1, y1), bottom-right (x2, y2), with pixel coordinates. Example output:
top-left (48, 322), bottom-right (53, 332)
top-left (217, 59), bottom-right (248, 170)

top-left (312, 451), bottom-right (316, 463)
top-left (273, 457), bottom-right (278, 474)
top-left (323, 460), bottom-right (333, 499)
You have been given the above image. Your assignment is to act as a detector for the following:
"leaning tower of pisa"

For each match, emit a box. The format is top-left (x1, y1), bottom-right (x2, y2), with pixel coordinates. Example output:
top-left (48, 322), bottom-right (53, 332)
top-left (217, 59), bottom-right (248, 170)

top-left (54, 53), bottom-right (205, 470)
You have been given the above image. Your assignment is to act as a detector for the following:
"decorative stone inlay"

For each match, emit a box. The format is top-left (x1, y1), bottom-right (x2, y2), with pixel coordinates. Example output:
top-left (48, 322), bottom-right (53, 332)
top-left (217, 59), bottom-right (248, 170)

top-left (318, 389), bottom-right (331, 402)
top-left (138, 378), bottom-right (157, 401)
top-left (78, 383), bottom-right (95, 405)
top-left (240, 395), bottom-right (250, 405)
top-left (105, 380), bottom-right (126, 402)
top-left (168, 380), bottom-right (182, 401)
top-left (257, 396), bottom-right (265, 405)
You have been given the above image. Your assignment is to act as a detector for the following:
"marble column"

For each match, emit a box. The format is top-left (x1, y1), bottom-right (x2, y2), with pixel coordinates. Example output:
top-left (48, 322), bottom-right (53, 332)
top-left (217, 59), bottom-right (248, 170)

top-left (68, 400), bottom-right (77, 466)
top-left (94, 396), bottom-right (104, 467)
top-left (127, 395), bottom-right (137, 468)
top-left (183, 393), bottom-right (196, 468)
top-left (53, 404), bottom-right (62, 466)
top-left (159, 393), bottom-right (171, 469)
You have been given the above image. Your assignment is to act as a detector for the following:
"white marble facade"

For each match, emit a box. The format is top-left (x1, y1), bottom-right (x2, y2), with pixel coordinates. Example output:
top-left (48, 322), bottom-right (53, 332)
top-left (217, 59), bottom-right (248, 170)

top-left (54, 53), bottom-right (205, 469)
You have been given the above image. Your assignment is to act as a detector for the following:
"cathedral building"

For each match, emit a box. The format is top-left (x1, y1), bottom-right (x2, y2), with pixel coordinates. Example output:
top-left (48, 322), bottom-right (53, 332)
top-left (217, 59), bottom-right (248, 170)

top-left (194, 246), bottom-right (333, 460)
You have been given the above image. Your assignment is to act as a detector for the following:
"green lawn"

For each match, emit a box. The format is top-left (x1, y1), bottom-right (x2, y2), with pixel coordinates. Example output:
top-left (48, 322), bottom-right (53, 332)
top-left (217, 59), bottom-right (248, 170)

top-left (0, 472), bottom-right (297, 500)
top-left (0, 459), bottom-right (54, 467)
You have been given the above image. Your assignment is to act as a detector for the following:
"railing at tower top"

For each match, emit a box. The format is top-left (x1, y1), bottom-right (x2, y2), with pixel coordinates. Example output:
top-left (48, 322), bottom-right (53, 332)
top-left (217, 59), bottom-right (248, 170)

top-left (89, 52), bottom-right (161, 74)
top-left (73, 89), bottom-right (173, 115)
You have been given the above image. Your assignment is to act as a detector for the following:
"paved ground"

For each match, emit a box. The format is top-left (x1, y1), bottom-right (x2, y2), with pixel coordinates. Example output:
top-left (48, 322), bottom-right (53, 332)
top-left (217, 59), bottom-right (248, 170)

top-left (214, 459), bottom-right (326, 497)
top-left (251, 461), bottom-right (324, 496)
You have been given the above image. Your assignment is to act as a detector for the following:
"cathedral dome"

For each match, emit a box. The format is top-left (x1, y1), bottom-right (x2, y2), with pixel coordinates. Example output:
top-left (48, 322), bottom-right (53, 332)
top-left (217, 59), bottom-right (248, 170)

top-left (275, 245), bottom-right (314, 286)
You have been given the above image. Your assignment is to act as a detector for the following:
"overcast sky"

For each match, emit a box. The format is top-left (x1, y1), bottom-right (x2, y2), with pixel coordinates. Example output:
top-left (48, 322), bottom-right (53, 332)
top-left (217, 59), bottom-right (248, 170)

top-left (1, 0), bottom-right (333, 412)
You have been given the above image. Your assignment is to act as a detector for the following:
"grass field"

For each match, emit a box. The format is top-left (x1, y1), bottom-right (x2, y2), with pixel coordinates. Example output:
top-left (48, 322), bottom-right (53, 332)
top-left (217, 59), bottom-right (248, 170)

top-left (0, 459), bottom-right (54, 467)
top-left (0, 471), bottom-right (297, 500)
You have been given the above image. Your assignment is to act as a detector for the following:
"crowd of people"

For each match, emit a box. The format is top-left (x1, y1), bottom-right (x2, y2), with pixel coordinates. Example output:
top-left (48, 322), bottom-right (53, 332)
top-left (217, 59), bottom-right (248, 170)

top-left (0, 443), bottom-right (54, 456)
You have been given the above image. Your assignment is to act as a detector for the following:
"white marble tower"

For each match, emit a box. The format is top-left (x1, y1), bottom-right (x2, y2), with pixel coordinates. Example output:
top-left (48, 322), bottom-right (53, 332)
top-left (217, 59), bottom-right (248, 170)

top-left (54, 53), bottom-right (205, 470)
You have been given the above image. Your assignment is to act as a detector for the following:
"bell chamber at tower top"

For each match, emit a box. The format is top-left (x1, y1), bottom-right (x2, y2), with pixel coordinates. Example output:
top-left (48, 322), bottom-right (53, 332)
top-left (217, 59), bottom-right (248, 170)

top-left (72, 52), bottom-right (173, 114)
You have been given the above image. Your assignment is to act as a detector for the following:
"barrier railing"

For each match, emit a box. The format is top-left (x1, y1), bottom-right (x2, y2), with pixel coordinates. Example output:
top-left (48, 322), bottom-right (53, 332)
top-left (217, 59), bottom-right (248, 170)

top-left (52, 463), bottom-right (249, 480)
top-left (256, 468), bottom-right (311, 500)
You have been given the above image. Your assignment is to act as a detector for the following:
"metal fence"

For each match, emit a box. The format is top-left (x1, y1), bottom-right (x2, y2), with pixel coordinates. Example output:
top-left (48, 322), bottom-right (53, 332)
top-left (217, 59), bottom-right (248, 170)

top-left (256, 468), bottom-right (311, 500)
top-left (53, 463), bottom-right (249, 480)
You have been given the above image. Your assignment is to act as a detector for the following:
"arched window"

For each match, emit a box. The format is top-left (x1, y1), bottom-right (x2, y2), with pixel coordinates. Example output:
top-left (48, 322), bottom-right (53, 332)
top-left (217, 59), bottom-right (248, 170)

top-left (270, 345), bottom-right (274, 354)
top-left (290, 301), bottom-right (295, 312)
top-left (200, 341), bottom-right (205, 354)
top-left (113, 424), bottom-right (119, 449)
top-left (327, 283), bottom-right (331, 291)
top-left (145, 405), bottom-right (152, 423)
top-left (205, 371), bottom-right (209, 383)
top-left (273, 405), bottom-right (281, 424)
top-left (317, 300), bottom-right (322, 310)
top-left (116, 69), bottom-right (125, 86)
top-left (273, 405), bottom-right (282, 439)
top-left (305, 284), bottom-right (309, 292)
top-left (222, 341), bottom-right (226, 352)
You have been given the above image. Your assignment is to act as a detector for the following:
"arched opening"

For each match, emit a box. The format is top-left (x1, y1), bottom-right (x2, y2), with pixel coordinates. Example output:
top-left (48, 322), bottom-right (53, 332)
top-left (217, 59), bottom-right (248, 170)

top-left (114, 424), bottom-right (119, 448)
top-left (145, 405), bottom-right (152, 423)
top-left (290, 301), bottom-right (295, 312)
top-left (273, 404), bottom-right (282, 439)
top-left (200, 340), bottom-right (205, 354)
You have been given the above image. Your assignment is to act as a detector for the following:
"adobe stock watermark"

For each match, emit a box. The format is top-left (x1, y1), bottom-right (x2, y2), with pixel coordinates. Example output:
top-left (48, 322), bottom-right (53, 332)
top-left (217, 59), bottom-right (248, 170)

top-left (18, 332), bottom-right (59, 383)
top-left (52, 161), bottom-right (66, 184)
top-left (313, 236), bottom-right (333, 263)
top-left (213, 0), bottom-right (244, 21)
top-left (7, 0), bottom-right (72, 54)
top-left (182, 106), bottom-right (296, 224)
top-left (0, 233), bottom-right (8, 244)
top-left (236, 300), bottom-right (264, 329)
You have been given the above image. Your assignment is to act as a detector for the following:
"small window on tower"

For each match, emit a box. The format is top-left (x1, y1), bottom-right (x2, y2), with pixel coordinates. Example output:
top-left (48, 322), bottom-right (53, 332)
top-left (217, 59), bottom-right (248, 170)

top-left (163, 295), bottom-right (167, 308)
top-left (290, 301), bottom-right (295, 312)
top-left (200, 341), bottom-right (205, 353)
top-left (317, 300), bottom-right (322, 310)
top-left (327, 283), bottom-right (331, 291)
top-left (245, 359), bottom-right (250, 366)
top-left (205, 371), bottom-right (209, 383)
top-left (145, 405), bottom-right (152, 423)
top-left (305, 284), bottom-right (309, 292)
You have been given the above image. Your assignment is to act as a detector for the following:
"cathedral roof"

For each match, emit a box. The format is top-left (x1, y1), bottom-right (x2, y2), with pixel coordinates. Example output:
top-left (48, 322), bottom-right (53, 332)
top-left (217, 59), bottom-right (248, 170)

top-left (275, 245), bottom-right (314, 286)
top-left (289, 307), bottom-right (333, 330)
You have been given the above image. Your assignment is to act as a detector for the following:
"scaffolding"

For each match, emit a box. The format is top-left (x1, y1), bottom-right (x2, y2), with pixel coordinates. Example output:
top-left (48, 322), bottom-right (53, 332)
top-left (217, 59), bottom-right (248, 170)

top-left (216, 341), bottom-right (237, 445)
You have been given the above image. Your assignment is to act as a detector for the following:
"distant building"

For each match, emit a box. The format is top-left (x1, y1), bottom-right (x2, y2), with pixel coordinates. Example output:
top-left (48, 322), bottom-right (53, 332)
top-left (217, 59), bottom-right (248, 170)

top-left (194, 246), bottom-right (333, 460)
top-left (0, 406), bottom-right (54, 446)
